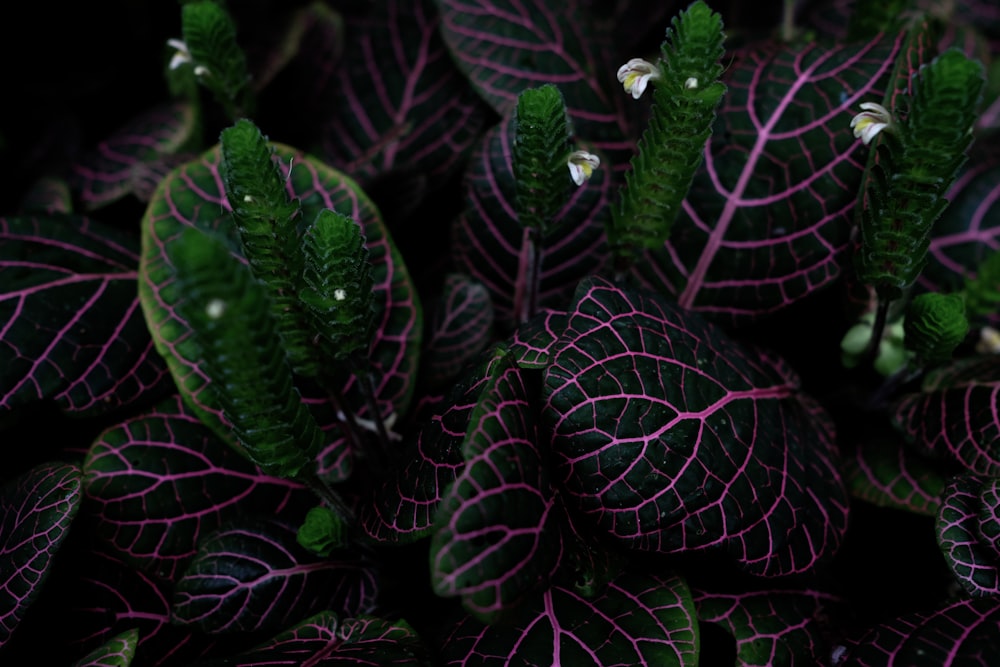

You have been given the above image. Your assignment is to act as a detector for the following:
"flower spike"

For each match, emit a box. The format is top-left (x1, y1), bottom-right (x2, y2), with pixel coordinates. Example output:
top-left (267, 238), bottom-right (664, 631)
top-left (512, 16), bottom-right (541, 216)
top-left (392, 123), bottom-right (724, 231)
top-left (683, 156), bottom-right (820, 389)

top-left (617, 58), bottom-right (662, 99)
top-left (850, 102), bottom-right (894, 145)
top-left (567, 150), bottom-right (600, 186)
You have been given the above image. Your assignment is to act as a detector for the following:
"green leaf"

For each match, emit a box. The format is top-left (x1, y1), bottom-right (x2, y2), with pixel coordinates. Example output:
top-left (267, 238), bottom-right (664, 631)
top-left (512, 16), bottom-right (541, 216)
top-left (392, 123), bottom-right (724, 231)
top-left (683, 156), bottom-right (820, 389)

top-left (299, 208), bottom-right (376, 367)
top-left (181, 1), bottom-right (253, 118)
top-left (844, 434), bottom-right (947, 516)
top-left (963, 248), bottom-right (1000, 319)
top-left (610, 0), bottom-right (726, 261)
top-left (166, 227), bottom-right (323, 479)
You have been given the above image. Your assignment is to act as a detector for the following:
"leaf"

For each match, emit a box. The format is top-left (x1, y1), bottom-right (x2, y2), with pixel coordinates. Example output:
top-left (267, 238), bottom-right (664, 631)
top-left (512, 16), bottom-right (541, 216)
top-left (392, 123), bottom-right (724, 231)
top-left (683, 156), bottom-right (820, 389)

top-left (543, 277), bottom-right (849, 576)
top-left (844, 434), bottom-right (947, 516)
top-left (64, 549), bottom-right (221, 667)
top-left (422, 274), bottom-right (495, 390)
top-left (440, 573), bottom-right (699, 667)
top-left (83, 394), bottom-right (310, 582)
top-left (69, 628), bottom-right (139, 667)
top-left (69, 102), bottom-right (198, 210)
top-left (318, 0), bottom-right (489, 188)
top-left (433, 0), bottom-right (632, 168)
top-left (360, 350), bottom-right (503, 543)
top-left (172, 517), bottom-right (377, 634)
top-left (451, 116), bottom-right (612, 329)
top-left (920, 145), bottom-right (1000, 304)
top-left (0, 215), bottom-right (171, 420)
top-left (694, 588), bottom-right (844, 667)
top-left (841, 596), bottom-right (1000, 666)
top-left (631, 31), bottom-right (905, 323)
top-left (0, 462), bottom-right (81, 648)
top-left (891, 355), bottom-right (1000, 476)
top-left (507, 308), bottom-right (566, 369)
top-left (138, 143), bottom-right (422, 460)
top-left (936, 474), bottom-right (1000, 597)
top-left (430, 353), bottom-right (563, 623)
top-left (212, 611), bottom-right (433, 666)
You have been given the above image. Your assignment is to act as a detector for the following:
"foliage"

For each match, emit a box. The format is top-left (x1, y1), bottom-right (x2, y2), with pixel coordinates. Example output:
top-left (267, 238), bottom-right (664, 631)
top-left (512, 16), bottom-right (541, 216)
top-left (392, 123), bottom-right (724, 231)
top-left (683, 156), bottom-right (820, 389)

top-left (3, 0), bottom-right (1000, 664)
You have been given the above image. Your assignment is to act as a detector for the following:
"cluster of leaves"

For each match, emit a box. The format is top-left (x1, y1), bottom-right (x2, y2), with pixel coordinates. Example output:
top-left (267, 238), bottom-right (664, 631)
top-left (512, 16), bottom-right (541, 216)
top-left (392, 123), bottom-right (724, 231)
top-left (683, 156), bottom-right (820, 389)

top-left (3, 0), bottom-right (1000, 665)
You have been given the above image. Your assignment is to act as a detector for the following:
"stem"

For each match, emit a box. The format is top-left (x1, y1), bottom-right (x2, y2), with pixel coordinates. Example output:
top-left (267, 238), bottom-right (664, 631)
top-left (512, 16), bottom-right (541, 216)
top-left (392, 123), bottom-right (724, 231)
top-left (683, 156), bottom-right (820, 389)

top-left (512, 226), bottom-right (541, 324)
top-left (353, 359), bottom-right (392, 471)
top-left (297, 468), bottom-right (355, 527)
top-left (781, 0), bottom-right (797, 42)
top-left (322, 381), bottom-right (381, 476)
top-left (863, 296), bottom-right (891, 367)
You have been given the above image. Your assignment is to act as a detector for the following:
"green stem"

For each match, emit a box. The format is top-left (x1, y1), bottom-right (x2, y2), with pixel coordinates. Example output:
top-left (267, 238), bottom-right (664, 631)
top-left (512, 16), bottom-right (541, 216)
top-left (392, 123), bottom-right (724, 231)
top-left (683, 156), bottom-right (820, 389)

top-left (513, 226), bottom-right (541, 324)
top-left (297, 469), bottom-right (355, 527)
top-left (863, 297), bottom-right (891, 368)
top-left (781, 0), bottom-right (797, 42)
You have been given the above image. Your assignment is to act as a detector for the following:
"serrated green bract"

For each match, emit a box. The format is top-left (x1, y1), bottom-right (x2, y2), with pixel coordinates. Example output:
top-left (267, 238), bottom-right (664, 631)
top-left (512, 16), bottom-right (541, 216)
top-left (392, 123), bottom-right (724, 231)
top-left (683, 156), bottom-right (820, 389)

top-left (963, 249), bottom-right (1000, 318)
top-left (220, 119), bottom-right (317, 376)
top-left (905, 292), bottom-right (969, 366)
top-left (512, 84), bottom-right (574, 234)
top-left (609, 0), bottom-right (726, 263)
top-left (297, 505), bottom-right (345, 557)
top-left (181, 0), bottom-right (252, 118)
top-left (857, 49), bottom-right (985, 300)
top-left (300, 209), bottom-right (375, 366)
top-left (166, 227), bottom-right (322, 479)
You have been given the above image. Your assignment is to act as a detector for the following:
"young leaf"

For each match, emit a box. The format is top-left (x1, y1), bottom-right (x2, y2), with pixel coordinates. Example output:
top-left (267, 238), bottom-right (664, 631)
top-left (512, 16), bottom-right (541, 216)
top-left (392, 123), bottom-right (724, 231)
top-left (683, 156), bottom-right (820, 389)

top-left (962, 247), bottom-right (1000, 320)
top-left (543, 277), bottom-right (848, 576)
top-left (180, 1), bottom-right (253, 119)
top-left (219, 118), bottom-right (315, 376)
top-left (0, 462), bottom-right (82, 648)
top-left (609, 0), bottom-right (726, 263)
top-left (172, 517), bottom-right (377, 634)
top-left (299, 208), bottom-right (375, 366)
top-left (296, 505), bottom-right (345, 557)
top-left (430, 353), bottom-right (564, 624)
top-left (0, 215), bottom-right (170, 420)
top-left (166, 227), bottom-right (323, 479)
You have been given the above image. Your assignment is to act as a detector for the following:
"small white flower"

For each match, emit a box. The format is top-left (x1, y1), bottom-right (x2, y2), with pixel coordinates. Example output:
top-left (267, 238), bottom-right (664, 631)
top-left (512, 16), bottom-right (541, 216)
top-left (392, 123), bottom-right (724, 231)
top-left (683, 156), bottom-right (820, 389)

top-left (167, 38), bottom-right (192, 70)
top-left (567, 150), bottom-right (600, 186)
top-left (617, 58), bottom-right (661, 99)
top-left (977, 326), bottom-right (1000, 354)
top-left (684, 77), bottom-right (699, 90)
top-left (334, 288), bottom-right (347, 301)
top-left (850, 102), bottom-right (893, 145)
top-left (205, 298), bottom-right (226, 320)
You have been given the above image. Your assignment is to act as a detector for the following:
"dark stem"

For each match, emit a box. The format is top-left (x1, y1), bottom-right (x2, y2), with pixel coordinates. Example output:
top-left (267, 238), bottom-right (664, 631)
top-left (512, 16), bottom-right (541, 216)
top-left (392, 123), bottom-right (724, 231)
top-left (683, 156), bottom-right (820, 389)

top-left (513, 226), bottom-right (541, 324)
top-left (352, 358), bottom-right (392, 472)
top-left (297, 468), bottom-right (355, 528)
top-left (323, 381), bottom-right (376, 473)
top-left (863, 296), bottom-right (891, 366)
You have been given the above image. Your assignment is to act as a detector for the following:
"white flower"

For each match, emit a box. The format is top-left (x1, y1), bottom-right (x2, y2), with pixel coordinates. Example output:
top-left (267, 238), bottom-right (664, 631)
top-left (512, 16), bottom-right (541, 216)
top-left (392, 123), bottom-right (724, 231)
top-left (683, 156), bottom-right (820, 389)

top-left (684, 77), bottom-right (699, 90)
top-left (167, 38), bottom-right (192, 70)
top-left (567, 150), bottom-right (600, 186)
top-left (617, 58), bottom-right (661, 99)
top-left (850, 102), bottom-right (893, 145)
